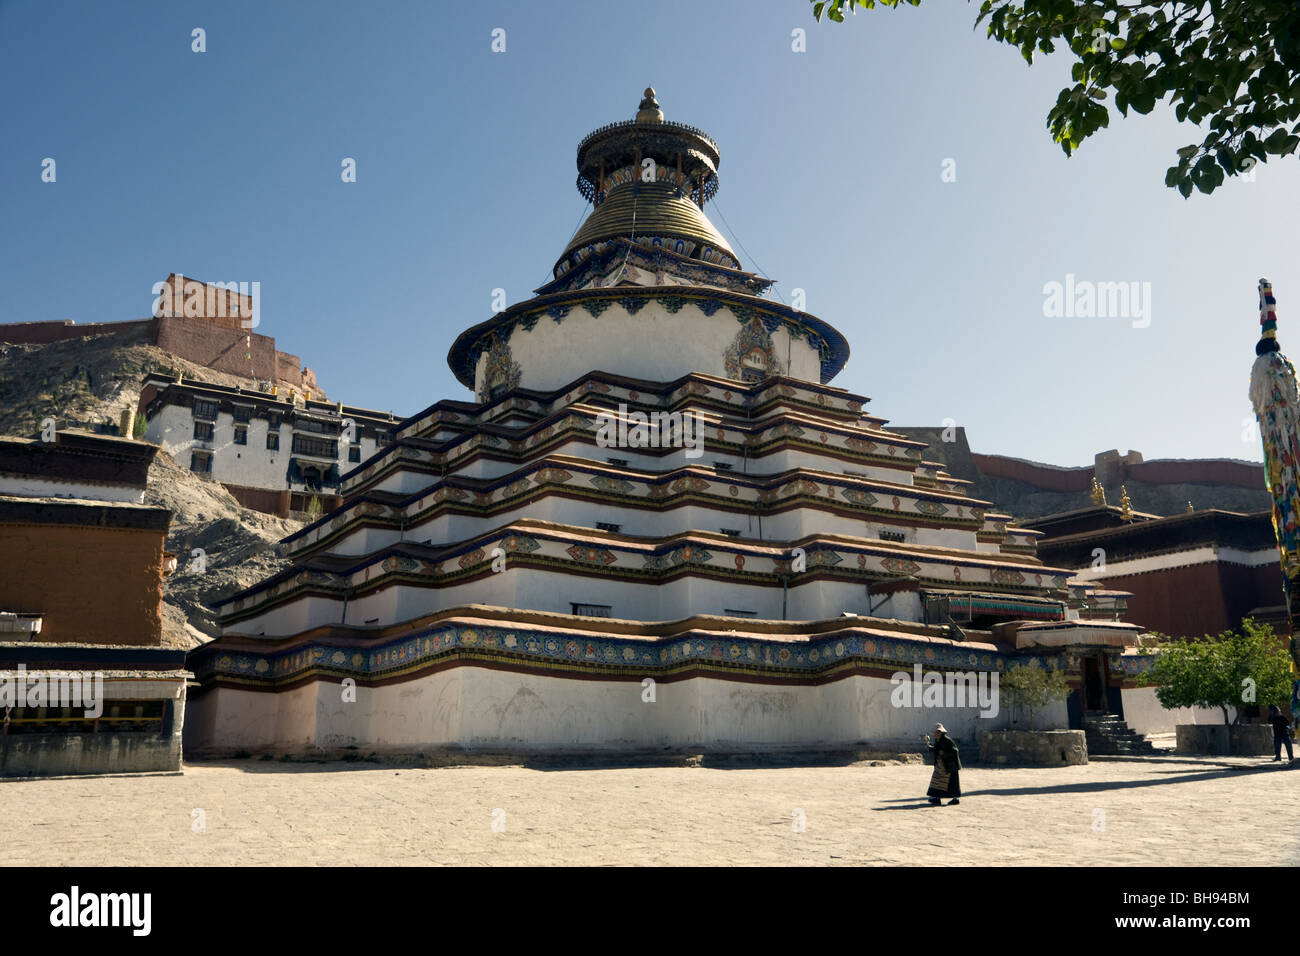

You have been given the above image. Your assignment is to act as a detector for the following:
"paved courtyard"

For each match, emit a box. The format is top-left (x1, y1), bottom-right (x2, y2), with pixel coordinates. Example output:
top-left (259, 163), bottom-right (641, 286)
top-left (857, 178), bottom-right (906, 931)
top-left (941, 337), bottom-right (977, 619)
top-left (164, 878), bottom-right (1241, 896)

top-left (2, 755), bottom-right (1295, 866)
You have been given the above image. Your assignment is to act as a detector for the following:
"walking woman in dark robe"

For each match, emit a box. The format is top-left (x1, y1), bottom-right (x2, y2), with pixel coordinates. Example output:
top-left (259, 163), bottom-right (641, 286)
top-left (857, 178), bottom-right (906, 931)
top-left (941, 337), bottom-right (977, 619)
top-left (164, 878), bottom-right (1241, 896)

top-left (925, 723), bottom-right (961, 806)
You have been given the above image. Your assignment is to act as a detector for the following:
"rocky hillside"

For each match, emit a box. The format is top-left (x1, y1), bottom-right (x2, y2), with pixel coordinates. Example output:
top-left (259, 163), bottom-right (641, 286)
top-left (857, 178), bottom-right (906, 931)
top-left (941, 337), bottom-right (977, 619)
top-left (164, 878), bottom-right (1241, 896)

top-left (0, 325), bottom-right (321, 648)
top-left (147, 451), bottom-right (303, 648)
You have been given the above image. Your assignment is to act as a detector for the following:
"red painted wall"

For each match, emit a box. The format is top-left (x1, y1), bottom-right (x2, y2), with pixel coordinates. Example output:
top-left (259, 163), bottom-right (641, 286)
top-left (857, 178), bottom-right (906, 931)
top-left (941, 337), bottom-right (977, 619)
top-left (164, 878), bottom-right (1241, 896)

top-left (1101, 561), bottom-right (1283, 637)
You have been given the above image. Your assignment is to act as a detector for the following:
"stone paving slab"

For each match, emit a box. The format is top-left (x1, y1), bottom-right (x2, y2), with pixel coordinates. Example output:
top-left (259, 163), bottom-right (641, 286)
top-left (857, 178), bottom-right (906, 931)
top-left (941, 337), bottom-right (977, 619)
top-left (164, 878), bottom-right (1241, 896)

top-left (1, 756), bottom-right (1295, 866)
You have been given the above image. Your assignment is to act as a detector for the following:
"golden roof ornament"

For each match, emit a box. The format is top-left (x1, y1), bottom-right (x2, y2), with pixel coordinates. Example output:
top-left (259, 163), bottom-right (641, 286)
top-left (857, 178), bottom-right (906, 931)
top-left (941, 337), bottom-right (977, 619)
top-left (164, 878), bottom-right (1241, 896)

top-left (1186, 500), bottom-right (1195, 513)
top-left (636, 86), bottom-right (664, 123)
top-left (1119, 485), bottom-right (1133, 520)
top-left (1089, 477), bottom-right (1107, 507)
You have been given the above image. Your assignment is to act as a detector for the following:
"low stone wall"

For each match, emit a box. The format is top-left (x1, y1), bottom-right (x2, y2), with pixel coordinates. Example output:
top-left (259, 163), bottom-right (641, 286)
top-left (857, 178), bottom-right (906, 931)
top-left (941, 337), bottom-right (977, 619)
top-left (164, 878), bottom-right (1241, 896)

top-left (0, 732), bottom-right (181, 776)
top-left (979, 729), bottom-right (1087, 766)
top-left (1176, 724), bottom-right (1274, 756)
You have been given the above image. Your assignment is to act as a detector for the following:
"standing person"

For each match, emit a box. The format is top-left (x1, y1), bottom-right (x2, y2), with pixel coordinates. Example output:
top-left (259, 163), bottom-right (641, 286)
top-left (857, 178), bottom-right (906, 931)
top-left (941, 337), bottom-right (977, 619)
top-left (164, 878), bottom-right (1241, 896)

top-left (924, 723), bottom-right (962, 806)
top-left (1268, 705), bottom-right (1294, 763)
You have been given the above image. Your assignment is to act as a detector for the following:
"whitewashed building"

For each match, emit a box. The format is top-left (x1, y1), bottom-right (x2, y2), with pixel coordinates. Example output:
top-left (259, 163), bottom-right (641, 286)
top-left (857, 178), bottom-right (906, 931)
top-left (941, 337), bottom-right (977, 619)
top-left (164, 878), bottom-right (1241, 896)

top-left (140, 374), bottom-right (398, 516)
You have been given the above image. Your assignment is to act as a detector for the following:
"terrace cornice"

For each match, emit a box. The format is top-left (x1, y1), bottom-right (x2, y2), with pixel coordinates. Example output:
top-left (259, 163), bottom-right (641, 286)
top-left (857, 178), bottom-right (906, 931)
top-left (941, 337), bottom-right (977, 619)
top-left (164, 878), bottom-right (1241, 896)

top-left (343, 404), bottom-right (928, 498)
top-left (220, 516), bottom-right (1069, 622)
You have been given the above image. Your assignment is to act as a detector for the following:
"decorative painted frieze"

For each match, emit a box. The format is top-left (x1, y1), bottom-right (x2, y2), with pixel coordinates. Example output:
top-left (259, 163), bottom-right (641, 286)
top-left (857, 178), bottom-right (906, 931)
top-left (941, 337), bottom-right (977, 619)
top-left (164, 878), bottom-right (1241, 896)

top-left (192, 618), bottom-right (1072, 693)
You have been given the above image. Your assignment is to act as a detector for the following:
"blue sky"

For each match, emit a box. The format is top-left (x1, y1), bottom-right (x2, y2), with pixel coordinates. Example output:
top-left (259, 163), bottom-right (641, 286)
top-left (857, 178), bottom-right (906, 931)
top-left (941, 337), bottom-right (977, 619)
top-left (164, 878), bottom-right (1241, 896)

top-left (2, 0), bottom-right (1294, 467)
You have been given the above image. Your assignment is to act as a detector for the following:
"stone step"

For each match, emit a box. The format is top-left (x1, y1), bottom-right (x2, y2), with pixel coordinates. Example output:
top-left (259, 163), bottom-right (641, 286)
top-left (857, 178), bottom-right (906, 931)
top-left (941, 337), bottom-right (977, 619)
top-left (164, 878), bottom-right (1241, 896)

top-left (1082, 713), bottom-right (1158, 756)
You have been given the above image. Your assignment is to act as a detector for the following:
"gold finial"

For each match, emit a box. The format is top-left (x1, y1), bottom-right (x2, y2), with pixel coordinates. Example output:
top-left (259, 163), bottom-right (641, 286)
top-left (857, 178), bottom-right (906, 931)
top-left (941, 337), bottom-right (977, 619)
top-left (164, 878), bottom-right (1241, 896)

top-left (1089, 477), bottom-right (1107, 507)
top-left (636, 86), bottom-right (664, 123)
top-left (1186, 500), bottom-right (1194, 513)
top-left (1119, 485), bottom-right (1133, 520)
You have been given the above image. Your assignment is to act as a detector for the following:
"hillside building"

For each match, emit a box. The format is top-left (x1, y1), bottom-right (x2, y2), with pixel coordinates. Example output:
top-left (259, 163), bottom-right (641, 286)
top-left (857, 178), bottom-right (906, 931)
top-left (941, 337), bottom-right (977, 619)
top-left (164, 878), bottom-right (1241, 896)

top-left (0, 273), bottom-right (321, 393)
top-left (139, 373), bottom-right (399, 517)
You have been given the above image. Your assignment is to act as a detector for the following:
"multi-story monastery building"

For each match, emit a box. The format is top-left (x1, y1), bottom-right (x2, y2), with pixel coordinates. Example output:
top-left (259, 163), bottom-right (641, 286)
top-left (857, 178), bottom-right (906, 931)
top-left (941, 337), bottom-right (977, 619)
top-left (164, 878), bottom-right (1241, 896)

top-left (187, 90), bottom-right (1178, 756)
top-left (140, 374), bottom-right (398, 517)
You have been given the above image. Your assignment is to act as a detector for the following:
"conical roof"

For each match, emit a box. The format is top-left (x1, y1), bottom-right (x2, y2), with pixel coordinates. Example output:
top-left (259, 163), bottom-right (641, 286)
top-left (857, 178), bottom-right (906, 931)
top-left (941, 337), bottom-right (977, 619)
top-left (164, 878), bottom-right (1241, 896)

top-left (560, 181), bottom-right (736, 264)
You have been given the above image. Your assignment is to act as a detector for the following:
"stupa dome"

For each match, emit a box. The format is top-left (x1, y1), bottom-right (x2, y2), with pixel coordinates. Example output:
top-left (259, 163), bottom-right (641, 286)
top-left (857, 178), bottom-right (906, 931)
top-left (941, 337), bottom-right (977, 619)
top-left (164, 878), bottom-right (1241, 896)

top-left (447, 88), bottom-right (851, 398)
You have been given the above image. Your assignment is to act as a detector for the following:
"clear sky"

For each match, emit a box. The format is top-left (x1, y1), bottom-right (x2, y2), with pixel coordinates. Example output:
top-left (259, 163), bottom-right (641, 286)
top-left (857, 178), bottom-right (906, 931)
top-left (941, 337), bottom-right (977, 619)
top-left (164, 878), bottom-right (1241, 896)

top-left (2, 0), bottom-right (1294, 467)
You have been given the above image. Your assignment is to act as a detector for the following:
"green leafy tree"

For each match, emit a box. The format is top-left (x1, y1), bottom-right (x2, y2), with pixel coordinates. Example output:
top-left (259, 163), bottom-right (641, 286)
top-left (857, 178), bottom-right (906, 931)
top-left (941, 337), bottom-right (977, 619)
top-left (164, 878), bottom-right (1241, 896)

top-left (1000, 662), bottom-right (1071, 730)
top-left (810, 0), bottom-right (1300, 196)
top-left (1138, 618), bottom-right (1292, 725)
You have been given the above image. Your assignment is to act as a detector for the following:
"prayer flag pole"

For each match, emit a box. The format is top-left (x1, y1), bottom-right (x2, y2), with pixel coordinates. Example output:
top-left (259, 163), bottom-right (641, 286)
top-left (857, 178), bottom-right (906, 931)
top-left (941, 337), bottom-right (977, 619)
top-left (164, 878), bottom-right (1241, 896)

top-left (1248, 278), bottom-right (1300, 673)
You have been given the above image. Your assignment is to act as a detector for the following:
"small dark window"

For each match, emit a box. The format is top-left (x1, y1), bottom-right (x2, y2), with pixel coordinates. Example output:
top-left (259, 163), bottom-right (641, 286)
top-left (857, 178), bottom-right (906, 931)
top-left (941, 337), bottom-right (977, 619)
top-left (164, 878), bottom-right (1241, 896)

top-left (193, 421), bottom-right (214, 441)
top-left (376, 432), bottom-right (393, 447)
top-left (718, 528), bottom-right (741, 537)
top-left (266, 413), bottom-right (282, 430)
top-left (714, 462), bottom-right (734, 473)
top-left (879, 529), bottom-right (906, 543)
top-left (189, 451), bottom-right (212, 474)
top-left (193, 399), bottom-right (218, 422)
top-left (232, 405), bottom-right (252, 423)
top-left (571, 603), bottom-right (612, 618)
top-left (606, 457), bottom-right (629, 467)
top-left (348, 445), bottom-right (361, 462)
top-left (596, 522), bottom-right (622, 533)
top-left (234, 426), bottom-right (248, 445)
top-left (266, 432), bottom-right (280, 451)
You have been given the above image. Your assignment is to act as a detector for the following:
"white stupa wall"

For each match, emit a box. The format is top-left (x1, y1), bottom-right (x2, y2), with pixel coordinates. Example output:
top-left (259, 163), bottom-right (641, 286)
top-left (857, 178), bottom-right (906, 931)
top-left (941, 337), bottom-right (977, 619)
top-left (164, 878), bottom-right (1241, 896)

top-left (318, 502), bottom-right (980, 558)
top-left (473, 301), bottom-right (826, 396)
top-left (186, 667), bottom-right (1034, 754)
top-left (352, 441), bottom-right (926, 498)
top-left (224, 567), bottom-right (901, 638)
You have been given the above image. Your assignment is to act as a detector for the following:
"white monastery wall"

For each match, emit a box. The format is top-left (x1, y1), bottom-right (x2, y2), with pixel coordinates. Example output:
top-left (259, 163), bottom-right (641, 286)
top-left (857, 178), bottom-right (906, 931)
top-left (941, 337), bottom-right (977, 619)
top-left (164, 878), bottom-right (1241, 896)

top-left (1119, 686), bottom-right (1232, 736)
top-left (147, 403), bottom-right (376, 492)
top-left (0, 473), bottom-right (142, 503)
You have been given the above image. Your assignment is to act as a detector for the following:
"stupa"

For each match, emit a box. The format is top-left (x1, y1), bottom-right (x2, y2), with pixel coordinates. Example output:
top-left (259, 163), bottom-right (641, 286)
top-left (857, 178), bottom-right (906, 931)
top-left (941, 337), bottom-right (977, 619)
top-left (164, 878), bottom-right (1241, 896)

top-left (186, 90), bottom-right (1140, 755)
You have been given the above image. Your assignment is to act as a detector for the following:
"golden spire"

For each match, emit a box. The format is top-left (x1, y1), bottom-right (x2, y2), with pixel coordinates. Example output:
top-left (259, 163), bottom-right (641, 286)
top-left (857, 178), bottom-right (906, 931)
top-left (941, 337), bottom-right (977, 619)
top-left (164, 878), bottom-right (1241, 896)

top-left (1089, 477), bottom-right (1107, 507)
top-left (636, 86), bottom-right (664, 123)
top-left (1186, 500), bottom-right (1194, 513)
top-left (1119, 485), bottom-right (1133, 520)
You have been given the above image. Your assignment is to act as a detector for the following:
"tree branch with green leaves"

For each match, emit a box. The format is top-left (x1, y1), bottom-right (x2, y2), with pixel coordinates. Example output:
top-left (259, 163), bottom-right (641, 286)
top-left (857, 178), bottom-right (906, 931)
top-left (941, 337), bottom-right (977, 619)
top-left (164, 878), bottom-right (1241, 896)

top-left (810, 0), bottom-right (1300, 196)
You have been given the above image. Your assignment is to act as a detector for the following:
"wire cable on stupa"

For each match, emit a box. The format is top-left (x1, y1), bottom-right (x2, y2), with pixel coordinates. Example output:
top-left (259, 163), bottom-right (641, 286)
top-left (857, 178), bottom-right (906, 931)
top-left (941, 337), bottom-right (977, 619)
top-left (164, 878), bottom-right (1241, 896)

top-left (712, 198), bottom-right (784, 305)
top-left (534, 199), bottom-right (594, 291)
top-left (1248, 277), bottom-right (1300, 641)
